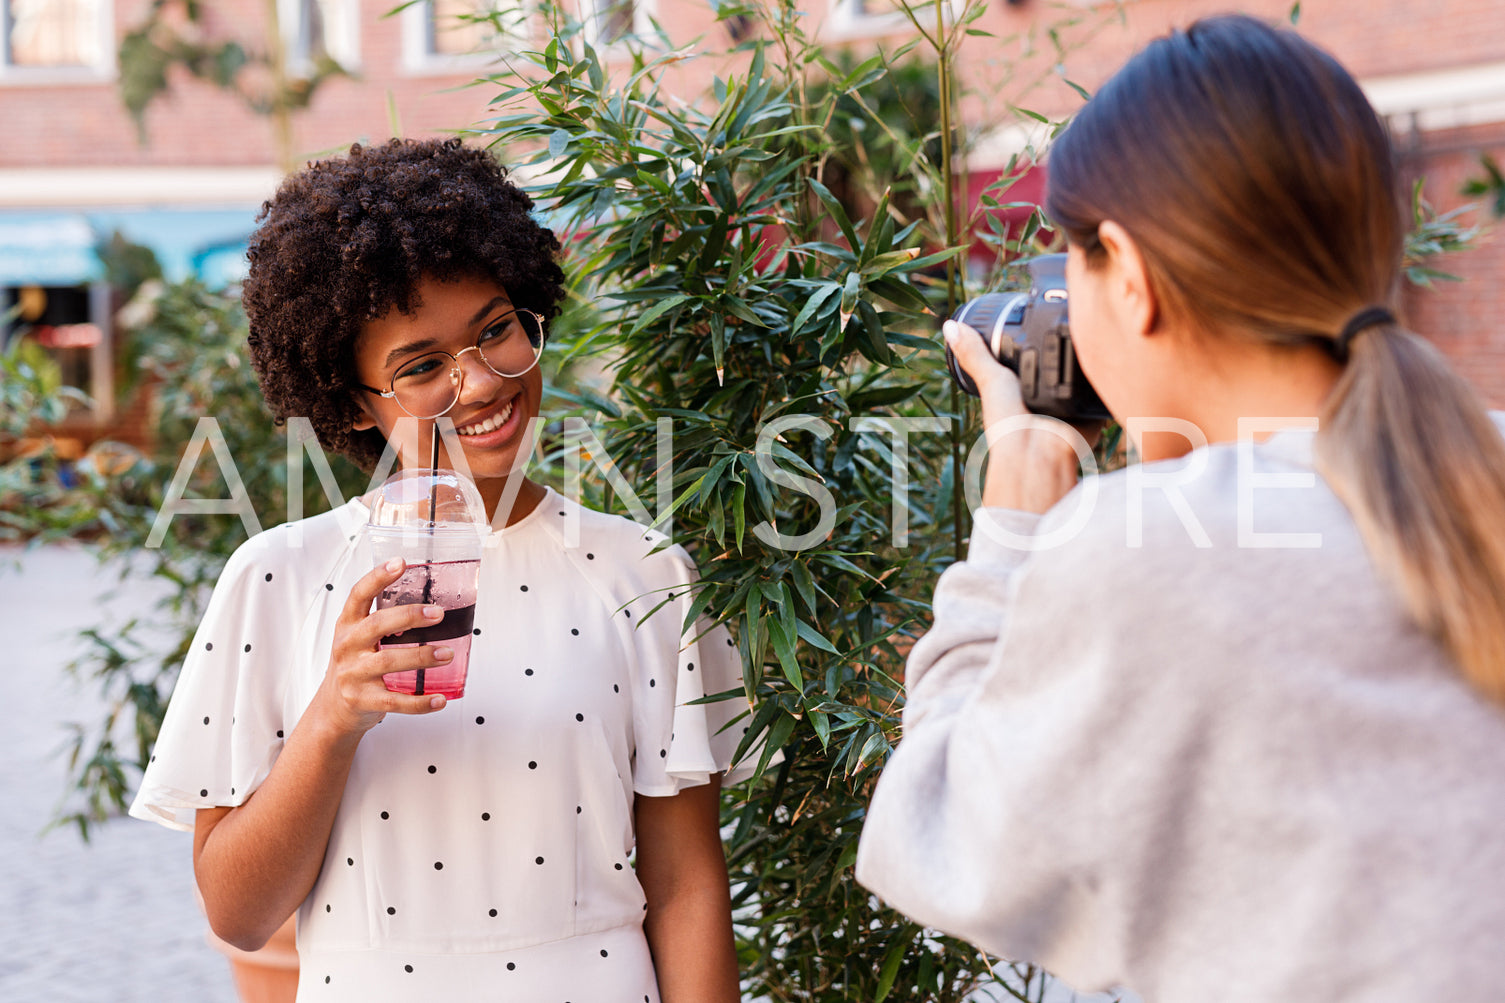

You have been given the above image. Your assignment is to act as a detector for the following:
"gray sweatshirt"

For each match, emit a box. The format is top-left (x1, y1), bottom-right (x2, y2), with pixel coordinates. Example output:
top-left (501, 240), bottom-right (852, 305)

top-left (856, 423), bottom-right (1505, 1001)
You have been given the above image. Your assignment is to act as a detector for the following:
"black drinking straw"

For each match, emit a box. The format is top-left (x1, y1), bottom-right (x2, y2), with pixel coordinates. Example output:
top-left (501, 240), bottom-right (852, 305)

top-left (415, 421), bottom-right (440, 695)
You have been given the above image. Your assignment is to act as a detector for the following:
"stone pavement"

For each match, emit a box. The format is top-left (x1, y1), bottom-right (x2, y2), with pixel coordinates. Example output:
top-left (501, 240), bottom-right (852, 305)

top-left (0, 544), bottom-right (236, 1003)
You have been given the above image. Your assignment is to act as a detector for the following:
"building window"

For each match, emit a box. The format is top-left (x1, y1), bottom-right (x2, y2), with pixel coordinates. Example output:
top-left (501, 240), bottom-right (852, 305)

top-left (279, 0), bottom-right (360, 74)
top-left (1, 0), bottom-right (111, 77)
top-left (403, 0), bottom-right (527, 73)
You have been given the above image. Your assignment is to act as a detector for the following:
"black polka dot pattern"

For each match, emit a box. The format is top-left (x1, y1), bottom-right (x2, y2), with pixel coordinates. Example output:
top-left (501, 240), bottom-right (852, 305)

top-left (140, 495), bottom-right (749, 997)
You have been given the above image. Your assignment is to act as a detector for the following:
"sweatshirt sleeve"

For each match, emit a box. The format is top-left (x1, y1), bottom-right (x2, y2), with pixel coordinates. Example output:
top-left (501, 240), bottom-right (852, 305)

top-left (854, 503), bottom-right (1139, 993)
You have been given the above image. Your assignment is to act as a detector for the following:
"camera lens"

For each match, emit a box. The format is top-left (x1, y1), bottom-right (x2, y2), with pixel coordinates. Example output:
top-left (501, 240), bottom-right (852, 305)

top-left (944, 293), bottom-right (1028, 397)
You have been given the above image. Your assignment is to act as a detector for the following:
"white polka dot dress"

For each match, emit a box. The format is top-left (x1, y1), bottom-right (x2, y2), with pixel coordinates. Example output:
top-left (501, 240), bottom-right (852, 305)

top-left (130, 487), bottom-right (765, 1001)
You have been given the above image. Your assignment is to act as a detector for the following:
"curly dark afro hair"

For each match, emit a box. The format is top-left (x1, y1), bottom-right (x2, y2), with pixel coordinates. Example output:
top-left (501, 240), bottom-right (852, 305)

top-left (242, 137), bottom-right (566, 470)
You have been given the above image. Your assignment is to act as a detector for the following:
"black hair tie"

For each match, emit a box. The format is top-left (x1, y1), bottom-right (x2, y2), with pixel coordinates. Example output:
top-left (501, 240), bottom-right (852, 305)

top-left (1333, 306), bottom-right (1395, 363)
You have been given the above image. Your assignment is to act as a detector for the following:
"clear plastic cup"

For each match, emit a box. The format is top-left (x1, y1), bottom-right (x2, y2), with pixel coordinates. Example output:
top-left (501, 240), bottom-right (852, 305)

top-left (364, 470), bottom-right (488, 699)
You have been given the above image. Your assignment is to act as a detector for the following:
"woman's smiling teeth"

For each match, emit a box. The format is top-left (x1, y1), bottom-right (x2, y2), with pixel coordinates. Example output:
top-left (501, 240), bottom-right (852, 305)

top-left (457, 399), bottom-right (514, 436)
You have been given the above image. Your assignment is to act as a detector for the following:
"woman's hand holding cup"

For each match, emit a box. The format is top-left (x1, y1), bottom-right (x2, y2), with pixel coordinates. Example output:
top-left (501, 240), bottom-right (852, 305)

top-left (942, 319), bottom-right (1094, 515)
top-left (313, 558), bottom-right (452, 739)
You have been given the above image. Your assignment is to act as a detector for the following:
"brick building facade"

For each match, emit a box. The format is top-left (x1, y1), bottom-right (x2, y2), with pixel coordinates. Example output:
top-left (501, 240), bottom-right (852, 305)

top-left (3, 0), bottom-right (1501, 447)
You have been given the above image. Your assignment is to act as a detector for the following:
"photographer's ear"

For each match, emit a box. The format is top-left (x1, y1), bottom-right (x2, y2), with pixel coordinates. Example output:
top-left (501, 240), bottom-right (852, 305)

top-left (1097, 221), bottom-right (1158, 339)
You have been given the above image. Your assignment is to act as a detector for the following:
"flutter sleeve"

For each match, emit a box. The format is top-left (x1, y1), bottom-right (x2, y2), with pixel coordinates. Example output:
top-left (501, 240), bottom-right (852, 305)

top-left (129, 537), bottom-right (294, 831)
top-left (627, 542), bottom-right (765, 796)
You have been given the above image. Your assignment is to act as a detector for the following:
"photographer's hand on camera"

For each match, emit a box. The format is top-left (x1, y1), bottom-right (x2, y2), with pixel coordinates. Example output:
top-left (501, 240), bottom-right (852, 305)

top-left (943, 319), bottom-right (1097, 514)
top-left (312, 557), bottom-right (452, 739)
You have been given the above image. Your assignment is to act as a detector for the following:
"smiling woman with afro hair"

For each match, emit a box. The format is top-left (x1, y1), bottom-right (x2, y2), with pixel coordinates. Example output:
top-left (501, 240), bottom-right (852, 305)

top-left (242, 137), bottom-right (566, 470)
top-left (131, 137), bottom-right (755, 1003)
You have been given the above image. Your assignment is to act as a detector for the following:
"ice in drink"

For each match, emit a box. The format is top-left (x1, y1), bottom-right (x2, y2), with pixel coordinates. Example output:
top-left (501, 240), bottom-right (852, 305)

top-left (364, 469), bottom-right (489, 700)
top-left (377, 558), bottom-right (480, 699)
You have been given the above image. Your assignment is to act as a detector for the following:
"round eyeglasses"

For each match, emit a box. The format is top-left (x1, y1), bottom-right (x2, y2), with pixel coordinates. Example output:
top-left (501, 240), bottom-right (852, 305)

top-left (357, 308), bottom-right (545, 420)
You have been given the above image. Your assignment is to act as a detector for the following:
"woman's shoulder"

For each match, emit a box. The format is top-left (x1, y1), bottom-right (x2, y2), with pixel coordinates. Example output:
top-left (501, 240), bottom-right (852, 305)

top-left (1020, 434), bottom-right (1361, 610)
top-left (217, 498), bottom-right (367, 590)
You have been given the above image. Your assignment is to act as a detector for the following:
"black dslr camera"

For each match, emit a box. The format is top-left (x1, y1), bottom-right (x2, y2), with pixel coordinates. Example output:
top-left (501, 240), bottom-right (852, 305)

top-left (944, 253), bottom-right (1111, 422)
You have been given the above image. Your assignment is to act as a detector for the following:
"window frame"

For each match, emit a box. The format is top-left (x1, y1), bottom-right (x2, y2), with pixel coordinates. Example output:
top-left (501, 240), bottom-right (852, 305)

top-left (277, 0), bottom-right (362, 77)
top-left (578, 0), bottom-right (655, 56)
top-left (823, 0), bottom-right (958, 42)
top-left (0, 0), bottom-right (114, 84)
top-left (401, 0), bottom-right (530, 76)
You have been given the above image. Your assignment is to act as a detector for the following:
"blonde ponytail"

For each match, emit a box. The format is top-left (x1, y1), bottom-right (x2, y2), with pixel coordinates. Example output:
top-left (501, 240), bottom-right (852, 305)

top-left (1316, 322), bottom-right (1505, 701)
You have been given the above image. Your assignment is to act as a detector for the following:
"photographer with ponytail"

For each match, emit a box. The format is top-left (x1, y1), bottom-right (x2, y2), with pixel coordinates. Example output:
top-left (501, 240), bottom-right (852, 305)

top-left (857, 15), bottom-right (1505, 1001)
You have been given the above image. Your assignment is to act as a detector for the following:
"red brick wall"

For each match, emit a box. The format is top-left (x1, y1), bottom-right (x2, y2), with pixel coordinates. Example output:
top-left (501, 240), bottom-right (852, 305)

top-left (10, 0), bottom-right (505, 168)
top-left (1403, 122), bottom-right (1505, 407)
top-left (8, 0), bottom-right (1505, 404)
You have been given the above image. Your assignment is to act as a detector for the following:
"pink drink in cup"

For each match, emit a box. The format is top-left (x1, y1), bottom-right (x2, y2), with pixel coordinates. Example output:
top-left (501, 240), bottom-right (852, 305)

top-left (376, 558), bottom-right (480, 698)
top-left (365, 470), bottom-right (488, 699)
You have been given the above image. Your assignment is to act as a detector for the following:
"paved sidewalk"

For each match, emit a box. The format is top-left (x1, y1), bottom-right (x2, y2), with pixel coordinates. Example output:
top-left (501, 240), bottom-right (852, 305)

top-left (0, 544), bottom-right (236, 1003)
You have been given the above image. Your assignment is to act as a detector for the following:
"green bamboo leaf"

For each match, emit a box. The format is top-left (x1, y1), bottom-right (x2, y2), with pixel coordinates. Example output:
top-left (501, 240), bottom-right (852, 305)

top-left (548, 128), bottom-right (571, 158)
top-left (789, 560), bottom-right (817, 615)
top-left (757, 712), bottom-right (798, 777)
top-left (857, 299), bottom-right (891, 364)
top-left (628, 293), bottom-right (692, 333)
top-left (808, 178), bottom-right (861, 252)
top-left (874, 932), bottom-right (909, 1002)
top-left (808, 706), bottom-right (830, 748)
top-left (857, 187), bottom-right (893, 269)
top-left (767, 616), bottom-right (803, 691)
top-left (790, 282), bottom-right (840, 335)
top-left (861, 247), bottom-right (921, 275)
top-left (839, 272), bottom-right (861, 330)
top-left (795, 618), bottom-right (839, 655)
top-left (732, 480), bottom-right (746, 553)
